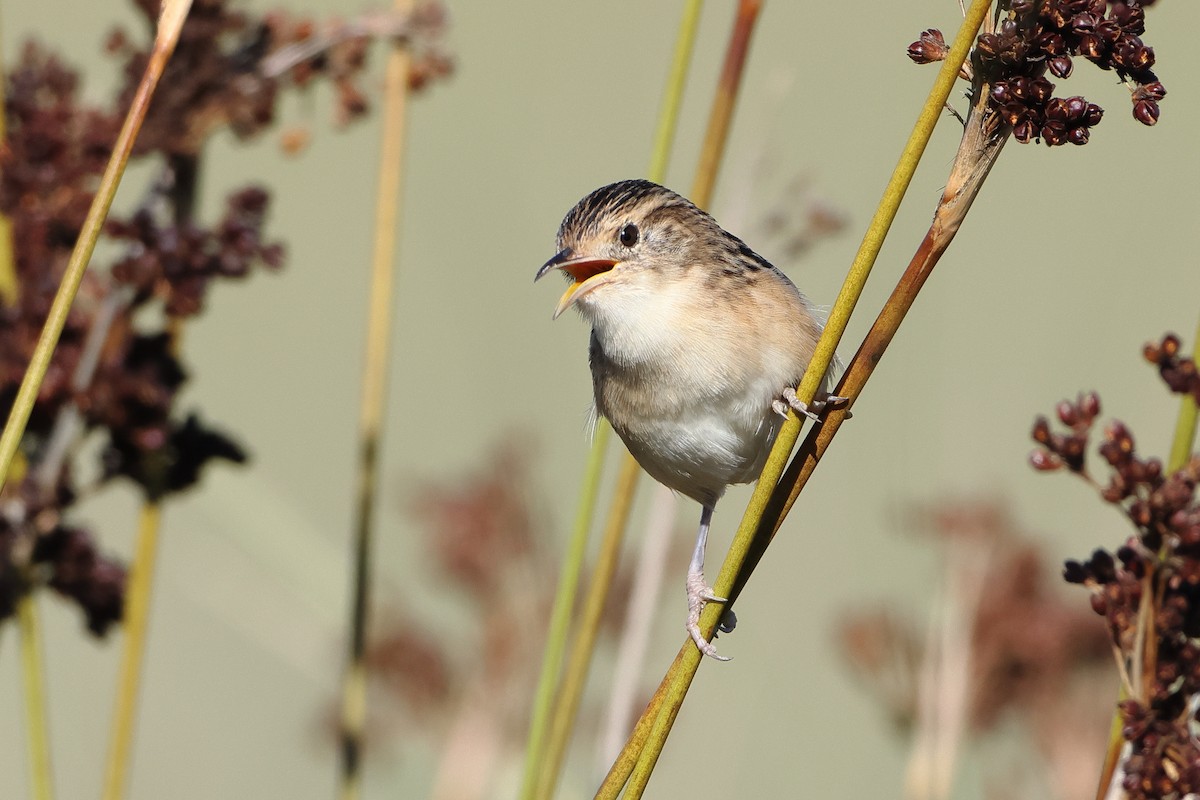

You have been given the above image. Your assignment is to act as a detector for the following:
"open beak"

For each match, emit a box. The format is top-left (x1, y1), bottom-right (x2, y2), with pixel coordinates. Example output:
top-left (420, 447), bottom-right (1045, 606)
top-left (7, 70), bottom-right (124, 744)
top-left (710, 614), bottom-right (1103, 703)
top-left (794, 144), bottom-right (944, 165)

top-left (534, 248), bottom-right (619, 319)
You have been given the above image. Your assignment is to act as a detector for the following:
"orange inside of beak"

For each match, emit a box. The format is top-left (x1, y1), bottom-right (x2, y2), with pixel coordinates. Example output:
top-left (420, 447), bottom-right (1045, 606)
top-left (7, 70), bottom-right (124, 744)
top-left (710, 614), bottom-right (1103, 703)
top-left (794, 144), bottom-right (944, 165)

top-left (562, 259), bottom-right (617, 285)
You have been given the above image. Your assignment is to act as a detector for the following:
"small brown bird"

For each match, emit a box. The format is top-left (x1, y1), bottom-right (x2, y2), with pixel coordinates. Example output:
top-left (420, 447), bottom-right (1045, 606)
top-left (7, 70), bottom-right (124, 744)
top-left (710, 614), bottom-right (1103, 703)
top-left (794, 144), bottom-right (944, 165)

top-left (536, 179), bottom-right (838, 660)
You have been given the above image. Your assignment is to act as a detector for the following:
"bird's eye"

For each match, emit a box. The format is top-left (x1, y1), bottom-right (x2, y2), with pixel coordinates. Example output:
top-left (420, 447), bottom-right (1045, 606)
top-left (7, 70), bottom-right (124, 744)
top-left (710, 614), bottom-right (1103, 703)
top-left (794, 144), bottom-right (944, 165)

top-left (618, 223), bottom-right (640, 248)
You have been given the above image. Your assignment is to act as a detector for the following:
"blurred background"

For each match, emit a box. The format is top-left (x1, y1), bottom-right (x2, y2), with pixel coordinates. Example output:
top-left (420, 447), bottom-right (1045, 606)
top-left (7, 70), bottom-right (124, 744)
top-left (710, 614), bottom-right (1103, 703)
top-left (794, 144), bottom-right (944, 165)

top-left (1, 0), bottom-right (1197, 798)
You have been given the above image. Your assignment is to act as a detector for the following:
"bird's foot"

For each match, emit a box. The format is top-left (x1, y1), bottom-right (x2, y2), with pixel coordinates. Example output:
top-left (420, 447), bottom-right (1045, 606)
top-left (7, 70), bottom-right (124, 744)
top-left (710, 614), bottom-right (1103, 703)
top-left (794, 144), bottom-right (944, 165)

top-left (686, 569), bottom-right (733, 661)
top-left (773, 387), bottom-right (852, 421)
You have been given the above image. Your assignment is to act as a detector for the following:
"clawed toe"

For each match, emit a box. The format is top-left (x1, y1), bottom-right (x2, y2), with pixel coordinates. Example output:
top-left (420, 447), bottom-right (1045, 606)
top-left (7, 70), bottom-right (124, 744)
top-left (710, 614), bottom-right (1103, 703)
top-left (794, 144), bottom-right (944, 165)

top-left (687, 617), bottom-right (731, 661)
top-left (685, 571), bottom-right (731, 661)
top-left (780, 388), bottom-right (853, 421)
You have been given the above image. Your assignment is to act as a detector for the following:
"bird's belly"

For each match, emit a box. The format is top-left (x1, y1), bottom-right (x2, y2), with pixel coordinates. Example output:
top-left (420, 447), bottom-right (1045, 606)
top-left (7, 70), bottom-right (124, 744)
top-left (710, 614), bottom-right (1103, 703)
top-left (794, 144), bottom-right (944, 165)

top-left (606, 391), bottom-right (782, 506)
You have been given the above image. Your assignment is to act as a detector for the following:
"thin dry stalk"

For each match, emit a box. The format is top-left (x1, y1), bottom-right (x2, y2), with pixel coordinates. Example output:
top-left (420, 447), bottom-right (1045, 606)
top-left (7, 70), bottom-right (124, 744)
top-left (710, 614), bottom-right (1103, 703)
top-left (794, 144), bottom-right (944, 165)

top-left (535, 457), bottom-right (641, 800)
top-left (100, 503), bottom-right (163, 800)
top-left (17, 593), bottom-right (53, 800)
top-left (597, 484), bottom-right (676, 775)
top-left (338, 1), bottom-right (414, 797)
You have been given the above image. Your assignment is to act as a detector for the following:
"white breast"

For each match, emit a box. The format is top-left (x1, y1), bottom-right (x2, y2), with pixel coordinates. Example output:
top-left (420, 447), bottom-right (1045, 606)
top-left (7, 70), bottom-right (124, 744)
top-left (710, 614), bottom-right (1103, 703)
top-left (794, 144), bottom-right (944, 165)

top-left (577, 277), bottom-right (799, 505)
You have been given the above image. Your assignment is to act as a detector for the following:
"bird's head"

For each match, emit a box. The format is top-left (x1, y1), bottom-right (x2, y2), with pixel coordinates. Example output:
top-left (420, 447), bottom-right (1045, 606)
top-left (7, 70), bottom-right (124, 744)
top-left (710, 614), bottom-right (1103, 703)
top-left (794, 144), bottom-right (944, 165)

top-left (534, 179), bottom-right (713, 320)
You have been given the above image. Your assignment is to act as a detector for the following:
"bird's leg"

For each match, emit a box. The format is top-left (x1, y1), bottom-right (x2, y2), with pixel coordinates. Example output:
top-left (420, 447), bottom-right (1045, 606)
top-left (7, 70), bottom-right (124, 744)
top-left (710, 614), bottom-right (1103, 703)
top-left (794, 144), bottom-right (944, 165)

top-left (772, 386), bottom-right (851, 421)
top-left (686, 503), bottom-right (733, 661)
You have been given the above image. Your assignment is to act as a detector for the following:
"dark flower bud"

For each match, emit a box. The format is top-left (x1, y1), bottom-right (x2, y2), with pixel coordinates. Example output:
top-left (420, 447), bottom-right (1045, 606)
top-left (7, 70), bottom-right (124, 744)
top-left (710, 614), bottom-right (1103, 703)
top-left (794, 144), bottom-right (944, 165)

top-left (1042, 120), bottom-right (1067, 146)
top-left (1078, 33), bottom-right (1106, 60)
top-left (1066, 125), bottom-right (1090, 145)
top-left (1063, 560), bottom-right (1089, 583)
top-left (1081, 392), bottom-right (1101, 419)
top-left (1030, 449), bottom-right (1061, 471)
top-left (1049, 55), bottom-right (1074, 78)
top-left (908, 29), bottom-right (947, 64)
top-left (1056, 400), bottom-right (1079, 426)
top-left (1115, 36), bottom-right (1155, 72)
top-left (1003, 102), bottom-right (1031, 126)
top-left (1109, 3), bottom-right (1146, 35)
top-left (1070, 12), bottom-right (1100, 35)
top-left (1013, 118), bottom-right (1038, 143)
top-left (1133, 99), bottom-right (1160, 126)
top-left (1036, 31), bottom-right (1067, 56)
top-left (1139, 81), bottom-right (1167, 101)
top-left (1028, 77), bottom-right (1054, 105)
top-left (1089, 549), bottom-right (1117, 582)
top-left (1095, 19), bottom-right (1122, 44)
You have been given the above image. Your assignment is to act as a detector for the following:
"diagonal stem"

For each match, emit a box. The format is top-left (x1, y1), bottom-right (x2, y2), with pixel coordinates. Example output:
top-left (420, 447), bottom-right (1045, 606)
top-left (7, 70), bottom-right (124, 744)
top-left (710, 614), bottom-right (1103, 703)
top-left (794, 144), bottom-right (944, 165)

top-left (0, 0), bottom-right (193, 493)
top-left (601, 1), bottom-right (997, 796)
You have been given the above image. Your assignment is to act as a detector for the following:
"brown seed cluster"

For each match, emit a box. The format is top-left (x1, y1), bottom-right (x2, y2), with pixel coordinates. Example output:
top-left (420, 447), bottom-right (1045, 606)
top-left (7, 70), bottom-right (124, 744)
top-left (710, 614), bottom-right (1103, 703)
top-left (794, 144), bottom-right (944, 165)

top-left (0, 0), bottom-right (453, 635)
top-left (107, 0), bottom-right (453, 154)
top-left (1145, 334), bottom-right (1200, 405)
top-left (908, 1), bottom-right (1167, 145)
top-left (0, 493), bottom-right (126, 636)
top-left (1033, 336), bottom-right (1200, 799)
top-left (837, 500), bottom-right (1112, 793)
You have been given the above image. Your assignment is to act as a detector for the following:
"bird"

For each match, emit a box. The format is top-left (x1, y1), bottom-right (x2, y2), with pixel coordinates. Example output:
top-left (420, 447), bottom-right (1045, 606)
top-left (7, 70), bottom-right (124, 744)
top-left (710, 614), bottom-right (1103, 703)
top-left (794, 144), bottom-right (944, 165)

top-left (535, 179), bottom-right (840, 660)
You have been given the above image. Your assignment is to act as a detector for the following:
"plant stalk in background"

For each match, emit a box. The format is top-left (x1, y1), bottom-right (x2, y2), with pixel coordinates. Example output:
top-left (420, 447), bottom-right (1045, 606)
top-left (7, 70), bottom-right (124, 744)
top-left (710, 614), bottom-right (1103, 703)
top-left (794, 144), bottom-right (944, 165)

top-left (531, 1), bottom-right (762, 796)
top-left (517, 2), bottom-right (703, 797)
top-left (338, 1), bottom-right (414, 798)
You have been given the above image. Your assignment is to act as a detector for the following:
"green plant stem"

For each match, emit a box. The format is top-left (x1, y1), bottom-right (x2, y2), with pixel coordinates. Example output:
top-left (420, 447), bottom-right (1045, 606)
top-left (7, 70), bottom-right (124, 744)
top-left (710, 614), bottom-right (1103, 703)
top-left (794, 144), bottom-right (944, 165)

top-left (647, 0), bottom-right (704, 184)
top-left (517, 3), bottom-right (702, 797)
top-left (604, 2), bottom-right (995, 796)
top-left (518, 419), bottom-right (611, 800)
top-left (338, 4), bottom-right (413, 798)
top-left (101, 502), bottom-right (163, 800)
top-left (18, 592), bottom-right (54, 800)
top-left (535, 457), bottom-right (642, 799)
top-left (731, 69), bottom-right (1010, 606)
top-left (0, 0), bottom-right (194, 494)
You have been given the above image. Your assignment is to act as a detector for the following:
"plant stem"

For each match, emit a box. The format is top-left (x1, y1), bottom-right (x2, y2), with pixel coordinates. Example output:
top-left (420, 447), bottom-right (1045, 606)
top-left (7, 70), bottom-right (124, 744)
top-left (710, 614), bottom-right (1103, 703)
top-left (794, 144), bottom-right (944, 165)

top-left (647, 0), bottom-right (704, 184)
top-left (517, 2), bottom-right (702, 796)
top-left (18, 592), bottom-right (54, 800)
top-left (535, 457), bottom-right (641, 800)
top-left (101, 502), bottom-right (163, 800)
top-left (603, 2), bottom-right (996, 795)
top-left (519, 422), bottom-right (613, 800)
top-left (338, 2), bottom-right (413, 797)
top-left (0, 0), bottom-right (194, 493)
top-left (596, 484), bottom-right (675, 773)
top-left (690, 0), bottom-right (760, 208)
